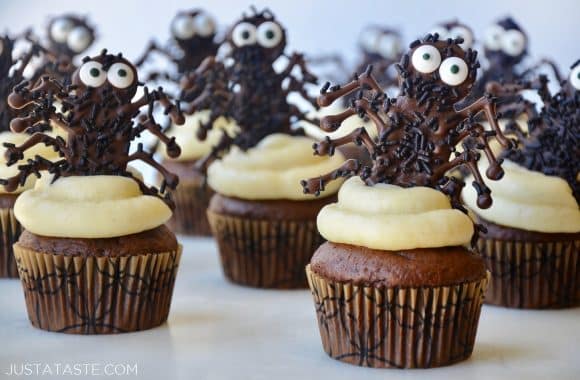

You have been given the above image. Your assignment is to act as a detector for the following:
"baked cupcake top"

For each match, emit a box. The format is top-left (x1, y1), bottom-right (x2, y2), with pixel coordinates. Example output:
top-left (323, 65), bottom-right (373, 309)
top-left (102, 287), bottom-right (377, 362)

top-left (302, 34), bottom-right (516, 250)
top-left (177, 8), bottom-right (345, 199)
top-left (463, 62), bottom-right (580, 233)
top-left (1, 50), bottom-right (185, 238)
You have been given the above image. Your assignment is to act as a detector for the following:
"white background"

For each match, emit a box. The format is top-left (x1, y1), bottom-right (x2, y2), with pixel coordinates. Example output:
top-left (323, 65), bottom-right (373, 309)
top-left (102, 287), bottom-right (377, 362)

top-left (0, 0), bottom-right (578, 71)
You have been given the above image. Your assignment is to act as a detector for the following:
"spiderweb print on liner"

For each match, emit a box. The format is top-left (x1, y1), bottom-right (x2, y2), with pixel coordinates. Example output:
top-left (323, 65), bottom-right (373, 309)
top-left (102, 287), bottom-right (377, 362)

top-left (307, 266), bottom-right (489, 368)
top-left (15, 246), bottom-right (182, 334)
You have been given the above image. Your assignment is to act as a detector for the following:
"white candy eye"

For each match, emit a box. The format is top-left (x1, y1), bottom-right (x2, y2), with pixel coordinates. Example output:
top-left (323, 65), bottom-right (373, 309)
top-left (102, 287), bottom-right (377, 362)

top-left (50, 18), bottom-right (74, 43)
top-left (439, 57), bottom-right (469, 86)
top-left (377, 34), bottom-right (399, 59)
top-left (257, 21), bottom-right (283, 48)
top-left (484, 25), bottom-right (504, 51)
top-left (67, 27), bottom-right (92, 53)
top-left (411, 45), bottom-right (441, 74)
top-left (193, 13), bottom-right (215, 37)
top-left (450, 26), bottom-right (473, 49)
top-left (172, 15), bottom-right (195, 39)
top-left (107, 62), bottom-right (135, 89)
top-left (231, 22), bottom-right (256, 47)
top-left (359, 28), bottom-right (380, 52)
top-left (569, 66), bottom-right (580, 90)
top-left (79, 61), bottom-right (106, 87)
top-left (429, 26), bottom-right (448, 40)
top-left (502, 30), bottom-right (526, 56)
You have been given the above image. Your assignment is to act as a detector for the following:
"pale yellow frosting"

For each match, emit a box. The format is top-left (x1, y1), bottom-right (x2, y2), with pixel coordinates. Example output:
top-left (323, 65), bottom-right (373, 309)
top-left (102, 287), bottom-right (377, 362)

top-left (14, 175), bottom-right (172, 238)
top-left (317, 177), bottom-right (474, 250)
top-left (463, 160), bottom-right (580, 233)
top-left (300, 102), bottom-right (378, 140)
top-left (160, 110), bottom-right (238, 161)
top-left (207, 133), bottom-right (345, 200)
top-left (0, 132), bottom-right (63, 194)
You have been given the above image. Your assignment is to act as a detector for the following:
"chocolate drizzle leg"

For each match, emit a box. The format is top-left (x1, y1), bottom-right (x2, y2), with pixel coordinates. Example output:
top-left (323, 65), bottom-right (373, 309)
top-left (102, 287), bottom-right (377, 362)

top-left (302, 36), bottom-right (515, 237)
top-left (0, 49), bottom-right (185, 209)
top-left (179, 8), bottom-right (319, 173)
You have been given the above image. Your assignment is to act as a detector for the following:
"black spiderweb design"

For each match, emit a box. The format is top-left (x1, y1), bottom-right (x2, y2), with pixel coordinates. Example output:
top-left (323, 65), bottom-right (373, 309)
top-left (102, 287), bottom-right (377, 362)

top-left (15, 250), bottom-right (181, 334)
top-left (478, 239), bottom-right (580, 308)
top-left (308, 269), bottom-right (487, 368)
top-left (210, 214), bottom-right (323, 288)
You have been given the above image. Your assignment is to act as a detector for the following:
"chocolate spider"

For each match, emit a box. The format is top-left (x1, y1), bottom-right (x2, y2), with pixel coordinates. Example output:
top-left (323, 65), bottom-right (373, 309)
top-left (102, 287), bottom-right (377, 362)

top-left (429, 20), bottom-right (474, 50)
top-left (0, 50), bottom-right (185, 208)
top-left (488, 60), bottom-right (580, 202)
top-left (0, 32), bottom-right (43, 132)
top-left (28, 14), bottom-right (96, 84)
top-left (135, 8), bottom-right (219, 82)
top-left (179, 8), bottom-right (319, 171)
top-left (301, 35), bottom-right (516, 217)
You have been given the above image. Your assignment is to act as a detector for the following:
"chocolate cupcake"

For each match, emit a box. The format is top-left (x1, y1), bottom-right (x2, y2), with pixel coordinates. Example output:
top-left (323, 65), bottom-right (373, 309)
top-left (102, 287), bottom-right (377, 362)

top-left (1, 50), bottom-right (185, 334)
top-left (159, 112), bottom-right (237, 236)
top-left (301, 35), bottom-right (515, 368)
top-left (463, 67), bottom-right (580, 309)
top-left (179, 9), bottom-right (343, 288)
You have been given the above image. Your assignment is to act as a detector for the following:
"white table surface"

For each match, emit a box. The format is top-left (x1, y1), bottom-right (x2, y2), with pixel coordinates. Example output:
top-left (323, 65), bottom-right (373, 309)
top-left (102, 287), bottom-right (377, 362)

top-left (1, 236), bottom-right (579, 380)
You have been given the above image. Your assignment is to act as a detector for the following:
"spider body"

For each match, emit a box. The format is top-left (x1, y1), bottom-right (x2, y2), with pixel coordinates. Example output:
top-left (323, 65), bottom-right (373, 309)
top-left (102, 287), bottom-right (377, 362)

top-left (1, 50), bottom-right (184, 207)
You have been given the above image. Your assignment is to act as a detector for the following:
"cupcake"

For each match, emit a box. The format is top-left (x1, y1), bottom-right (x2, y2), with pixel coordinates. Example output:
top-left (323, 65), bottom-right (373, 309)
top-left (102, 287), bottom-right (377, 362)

top-left (1, 50), bottom-right (185, 334)
top-left (179, 9), bottom-right (344, 288)
top-left (0, 35), bottom-right (56, 278)
top-left (463, 66), bottom-right (580, 308)
top-left (301, 35), bottom-right (514, 368)
top-left (160, 112), bottom-right (237, 236)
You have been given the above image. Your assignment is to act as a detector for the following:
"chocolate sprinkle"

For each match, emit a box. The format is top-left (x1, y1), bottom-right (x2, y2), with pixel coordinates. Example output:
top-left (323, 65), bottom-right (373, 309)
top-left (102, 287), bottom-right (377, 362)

top-left (0, 50), bottom-right (185, 209)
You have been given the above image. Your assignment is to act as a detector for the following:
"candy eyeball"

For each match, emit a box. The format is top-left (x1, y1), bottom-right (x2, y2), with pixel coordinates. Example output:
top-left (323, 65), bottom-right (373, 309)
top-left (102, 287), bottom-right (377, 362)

top-left (377, 34), bottom-right (400, 59)
top-left (107, 62), bottom-right (135, 89)
top-left (194, 13), bottom-right (216, 37)
top-left (257, 21), bottom-right (283, 48)
top-left (501, 29), bottom-right (526, 56)
top-left (67, 27), bottom-right (92, 53)
top-left (429, 26), bottom-right (448, 40)
top-left (439, 57), bottom-right (469, 86)
top-left (411, 45), bottom-right (441, 74)
top-left (79, 61), bottom-right (106, 87)
top-left (172, 15), bottom-right (196, 39)
top-left (232, 22), bottom-right (257, 47)
top-left (484, 24), bottom-right (504, 51)
top-left (450, 26), bottom-right (473, 49)
top-left (50, 18), bottom-right (74, 43)
top-left (569, 65), bottom-right (580, 90)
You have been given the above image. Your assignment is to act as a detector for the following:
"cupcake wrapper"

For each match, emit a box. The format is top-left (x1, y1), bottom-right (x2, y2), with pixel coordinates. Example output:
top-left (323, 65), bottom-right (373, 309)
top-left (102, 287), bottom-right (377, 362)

top-left (168, 179), bottom-right (213, 236)
top-left (0, 207), bottom-right (22, 278)
top-left (13, 244), bottom-right (182, 334)
top-left (208, 211), bottom-right (324, 289)
top-left (306, 265), bottom-right (489, 368)
top-left (477, 237), bottom-right (580, 308)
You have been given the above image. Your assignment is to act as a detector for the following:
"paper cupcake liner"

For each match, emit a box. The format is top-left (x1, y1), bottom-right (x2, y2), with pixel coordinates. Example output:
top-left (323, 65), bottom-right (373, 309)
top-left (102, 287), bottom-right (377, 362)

top-left (477, 237), bottom-right (580, 308)
top-left (168, 178), bottom-right (213, 236)
top-left (0, 207), bottom-right (22, 278)
top-left (306, 265), bottom-right (489, 368)
top-left (207, 211), bottom-right (324, 289)
top-left (13, 244), bottom-right (182, 334)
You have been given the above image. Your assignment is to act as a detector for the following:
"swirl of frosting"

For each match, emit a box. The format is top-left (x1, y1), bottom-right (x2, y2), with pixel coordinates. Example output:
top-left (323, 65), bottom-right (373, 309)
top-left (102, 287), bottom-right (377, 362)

top-left (317, 177), bottom-right (474, 250)
top-left (14, 175), bottom-right (171, 238)
top-left (0, 132), bottom-right (63, 194)
top-left (160, 111), bottom-right (238, 161)
top-left (463, 160), bottom-right (580, 233)
top-left (207, 134), bottom-right (345, 200)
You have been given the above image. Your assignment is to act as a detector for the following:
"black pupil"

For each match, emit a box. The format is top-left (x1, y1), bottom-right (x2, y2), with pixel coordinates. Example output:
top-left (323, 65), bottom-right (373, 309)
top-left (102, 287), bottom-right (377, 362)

top-left (118, 69), bottom-right (127, 77)
top-left (450, 65), bottom-right (459, 74)
top-left (577, 72), bottom-right (580, 80)
top-left (265, 30), bottom-right (275, 39)
top-left (242, 30), bottom-right (250, 39)
top-left (89, 68), bottom-right (100, 77)
top-left (423, 53), bottom-right (430, 60)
